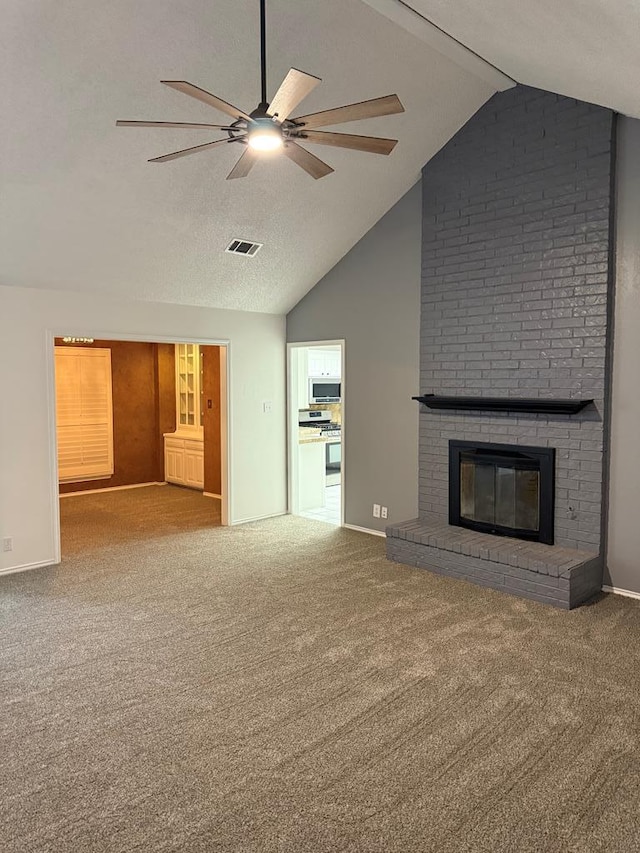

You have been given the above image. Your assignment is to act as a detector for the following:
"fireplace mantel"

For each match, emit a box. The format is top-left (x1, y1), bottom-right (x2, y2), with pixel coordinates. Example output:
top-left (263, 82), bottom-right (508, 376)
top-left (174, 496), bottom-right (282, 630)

top-left (412, 395), bottom-right (594, 415)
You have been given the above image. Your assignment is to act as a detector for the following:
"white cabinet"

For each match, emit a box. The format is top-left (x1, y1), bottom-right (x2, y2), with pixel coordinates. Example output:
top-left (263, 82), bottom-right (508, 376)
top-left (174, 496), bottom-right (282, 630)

top-left (164, 441), bottom-right (184, 483)
top-left (327, 349), bottom-right (341, 377)
top-left (308, 348), bottom-right (341, 378)
top-left (184, 441), bottom-right (205, 489)
top-left (164, 436), bottom-right (204, 489)
top-left (164, 343), bottom-right (205, 490)
top-left (298, 441), bottom-right (326, 510)
top-left (307, 351), bottom-right (323, 377)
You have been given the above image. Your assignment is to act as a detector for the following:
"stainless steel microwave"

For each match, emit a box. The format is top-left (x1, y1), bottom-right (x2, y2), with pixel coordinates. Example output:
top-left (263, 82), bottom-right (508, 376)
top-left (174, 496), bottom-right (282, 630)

top-left (309, 377), bottom-right (341, 403)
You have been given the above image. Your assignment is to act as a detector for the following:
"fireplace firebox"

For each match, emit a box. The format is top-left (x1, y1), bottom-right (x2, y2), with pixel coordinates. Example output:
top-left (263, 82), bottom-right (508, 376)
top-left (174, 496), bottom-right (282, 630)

top-left (449, 441), bottom-right (555, 545)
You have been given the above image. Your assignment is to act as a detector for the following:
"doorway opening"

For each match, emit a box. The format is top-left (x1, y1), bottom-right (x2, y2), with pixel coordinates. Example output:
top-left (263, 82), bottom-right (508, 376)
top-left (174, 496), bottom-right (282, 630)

top-left (51, 335), bottom-right (229, 559)
top-left (287, 341), bottom-right (344, 527)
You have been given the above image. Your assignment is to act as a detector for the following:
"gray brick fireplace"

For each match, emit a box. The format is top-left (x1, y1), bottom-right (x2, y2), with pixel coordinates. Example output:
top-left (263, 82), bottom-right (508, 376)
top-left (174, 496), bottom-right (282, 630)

top-left (386, 85), bottom-right (615, 609)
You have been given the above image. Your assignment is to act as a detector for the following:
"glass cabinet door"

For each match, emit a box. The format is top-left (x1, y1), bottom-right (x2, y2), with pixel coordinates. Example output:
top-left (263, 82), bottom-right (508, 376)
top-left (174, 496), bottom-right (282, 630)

top-left (176, 344), bottom-right (201, 432)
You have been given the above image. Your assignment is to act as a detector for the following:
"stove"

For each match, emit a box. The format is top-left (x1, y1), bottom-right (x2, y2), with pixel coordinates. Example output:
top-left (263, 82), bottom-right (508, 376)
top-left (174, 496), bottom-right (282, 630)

top-left (299, 409), bottom-right (341, 439)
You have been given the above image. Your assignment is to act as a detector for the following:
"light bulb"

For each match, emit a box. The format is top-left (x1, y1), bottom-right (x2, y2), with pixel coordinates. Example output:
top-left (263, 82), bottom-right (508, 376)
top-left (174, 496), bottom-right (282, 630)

top-left (247, 120), bottom-right (283, 152)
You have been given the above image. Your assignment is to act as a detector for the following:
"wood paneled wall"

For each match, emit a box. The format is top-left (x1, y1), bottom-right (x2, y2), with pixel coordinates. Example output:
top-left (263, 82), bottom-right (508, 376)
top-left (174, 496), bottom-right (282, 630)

top-left (154, 343), bottom-right (177, 478)
top-left (56, 339), bottom-right (175, 492)
top-left (201, 346), bottom-right (222, 495)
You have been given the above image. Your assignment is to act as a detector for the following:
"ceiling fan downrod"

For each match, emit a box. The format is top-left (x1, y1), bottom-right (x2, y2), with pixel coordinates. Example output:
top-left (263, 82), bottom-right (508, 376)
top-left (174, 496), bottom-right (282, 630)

top-left (259, 0), bottom-right (268, 109)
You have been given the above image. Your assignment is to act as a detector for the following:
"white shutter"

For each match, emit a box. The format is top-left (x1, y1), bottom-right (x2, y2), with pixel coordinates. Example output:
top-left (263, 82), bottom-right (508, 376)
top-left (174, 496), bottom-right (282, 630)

top-left (55, 347), bottom-right (114, 482)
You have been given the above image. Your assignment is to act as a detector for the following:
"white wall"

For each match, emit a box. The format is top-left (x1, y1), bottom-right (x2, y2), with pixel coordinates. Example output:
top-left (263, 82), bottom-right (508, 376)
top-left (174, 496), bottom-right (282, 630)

top-left (287, 182), bottom-right (421, 532)
top-left (606, 116), bottom-right (640, 595)
top-left (0, 285), bottom-right (287, 573)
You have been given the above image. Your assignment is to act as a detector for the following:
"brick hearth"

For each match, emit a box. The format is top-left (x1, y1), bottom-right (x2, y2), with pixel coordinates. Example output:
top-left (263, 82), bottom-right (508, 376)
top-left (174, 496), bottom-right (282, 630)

top-left (386, 518), bottom-right (601, 609)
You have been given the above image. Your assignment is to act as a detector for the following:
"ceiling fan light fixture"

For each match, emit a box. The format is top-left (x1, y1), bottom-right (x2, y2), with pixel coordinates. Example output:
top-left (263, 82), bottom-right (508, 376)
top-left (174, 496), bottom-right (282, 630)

top-left (247, 119), bottom-right (283, 152)
top-left (117, 0), bottom-right (404, 178)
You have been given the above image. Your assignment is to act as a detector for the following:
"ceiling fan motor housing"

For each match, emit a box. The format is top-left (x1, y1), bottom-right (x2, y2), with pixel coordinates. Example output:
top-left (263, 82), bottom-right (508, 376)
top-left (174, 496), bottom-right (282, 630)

top-left (249, 102), bottom-right (272, 119)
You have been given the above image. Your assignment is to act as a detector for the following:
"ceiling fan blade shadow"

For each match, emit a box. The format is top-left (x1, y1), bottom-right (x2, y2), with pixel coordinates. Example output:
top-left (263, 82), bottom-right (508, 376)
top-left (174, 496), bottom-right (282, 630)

top-left (148, 138), bottom-right (233, 163)
top-left (292, 94), bottom-right (404, 129)
top-left (161, 81), bottom-right (252, 122)
top-left (227, 147), bottom-right (259, 179)
top-left (267, 68), bottom-right (321, 122)
top-left (283, 141), bottom-right (333, 179)
top-left (117, 120), bottom-right (233, 129)
top-left (298, 130), bottom-right (397, 155)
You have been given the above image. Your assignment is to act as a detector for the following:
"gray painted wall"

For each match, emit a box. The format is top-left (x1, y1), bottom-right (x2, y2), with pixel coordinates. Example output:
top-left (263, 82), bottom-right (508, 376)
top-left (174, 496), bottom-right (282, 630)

top-left (287, 182), bottom-right (421, 532)
top-left (607, 116), bottom-right (640, 594)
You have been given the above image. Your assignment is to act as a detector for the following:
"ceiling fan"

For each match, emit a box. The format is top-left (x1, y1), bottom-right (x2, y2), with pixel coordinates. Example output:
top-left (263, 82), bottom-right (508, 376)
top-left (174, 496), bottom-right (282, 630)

top-left (116, 0), bottom-right (404, 180)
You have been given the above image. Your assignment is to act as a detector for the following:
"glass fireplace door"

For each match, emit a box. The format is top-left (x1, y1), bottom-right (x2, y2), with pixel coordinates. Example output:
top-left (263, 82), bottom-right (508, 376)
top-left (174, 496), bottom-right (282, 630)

top-left (460, 457), bottom-right (540, 534)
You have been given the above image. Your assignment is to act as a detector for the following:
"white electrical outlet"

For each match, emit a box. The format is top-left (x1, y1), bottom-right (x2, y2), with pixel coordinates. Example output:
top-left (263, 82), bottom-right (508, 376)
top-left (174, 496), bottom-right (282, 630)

top-left (381, 506), bottom-right (388, 519)
top-left (2, 537), bottom-right (12, 552)
top-left (373, 504), bottom-right (381, 518)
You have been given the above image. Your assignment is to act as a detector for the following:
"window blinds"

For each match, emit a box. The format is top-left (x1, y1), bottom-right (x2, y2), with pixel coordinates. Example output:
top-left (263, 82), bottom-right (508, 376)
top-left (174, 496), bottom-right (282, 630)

top-left (55, 347), bottom-right (114, 483)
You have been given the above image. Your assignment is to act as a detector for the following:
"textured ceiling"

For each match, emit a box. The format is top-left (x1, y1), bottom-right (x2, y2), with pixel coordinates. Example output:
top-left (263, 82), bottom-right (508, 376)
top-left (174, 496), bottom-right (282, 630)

top-left (0, 0), bottom-right (495, 314)
top-left (399, 0), bottom-right (640, 119)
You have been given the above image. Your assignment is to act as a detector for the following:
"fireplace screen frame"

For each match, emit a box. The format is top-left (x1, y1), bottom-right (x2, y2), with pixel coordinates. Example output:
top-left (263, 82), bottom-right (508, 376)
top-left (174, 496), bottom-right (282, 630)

top-left (449, 440), bottom-right (555, 545)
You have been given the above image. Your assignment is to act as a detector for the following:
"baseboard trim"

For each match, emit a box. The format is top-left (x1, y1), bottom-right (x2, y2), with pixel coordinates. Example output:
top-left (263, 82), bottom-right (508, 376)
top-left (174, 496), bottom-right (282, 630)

top-left (602, 584), bottom-right (640, 601)
top-left (203, 492), bottom-right (222, 499)
top-left (0, 558), bottom-right (57, 577)
top-left (231, 511), bottom-right (288, 526)
top-left (344, 523), bottom-right (386, 538)
top-left (59, 482), bottom-right (166, 498)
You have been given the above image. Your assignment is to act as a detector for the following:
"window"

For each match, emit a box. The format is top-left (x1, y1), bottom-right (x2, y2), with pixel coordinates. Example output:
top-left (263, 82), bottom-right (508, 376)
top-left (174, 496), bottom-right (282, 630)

top-left (55, 347), bottom-right (114, 483)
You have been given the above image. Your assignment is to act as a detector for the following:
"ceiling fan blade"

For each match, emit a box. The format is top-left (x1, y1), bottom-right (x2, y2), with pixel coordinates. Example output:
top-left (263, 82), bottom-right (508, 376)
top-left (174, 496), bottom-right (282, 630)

top-left (117, 120), bottom-right (233, 129)
top-left (148, 138), bottom-right (233, 163)
top-left (161, 81), bottom-right (252, 122)
top-left (292, 94), bottom-right (404, 129)
top-left (283, 141), bottom-right (334, 180)
top-left (267, 68), bottom-right (321, 122)
top-left (297, 130), bottom-right (397, 155)
top-left (227, 147), bottom-right (259, 180)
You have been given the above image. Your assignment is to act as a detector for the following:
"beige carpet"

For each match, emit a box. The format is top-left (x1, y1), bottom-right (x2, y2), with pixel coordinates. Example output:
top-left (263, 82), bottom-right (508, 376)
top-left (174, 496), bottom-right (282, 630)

top-left (59, 483), bottom-right (221, 555)
top-left (1, 485), bottom-right (640, 853)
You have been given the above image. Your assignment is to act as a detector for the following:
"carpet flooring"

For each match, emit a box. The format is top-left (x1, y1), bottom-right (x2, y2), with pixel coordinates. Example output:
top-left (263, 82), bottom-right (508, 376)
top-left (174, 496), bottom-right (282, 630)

top-left (1, 486), bottom-right (640, 852)
top-left (59, 484), bottom-right (221, 555)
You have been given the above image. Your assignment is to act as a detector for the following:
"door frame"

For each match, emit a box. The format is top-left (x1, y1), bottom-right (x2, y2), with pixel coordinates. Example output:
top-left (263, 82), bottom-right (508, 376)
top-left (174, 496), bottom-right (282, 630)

top-left (287, 340), bottom-right (345, 526)
top-left (45, 330), bottom-right (231, 564)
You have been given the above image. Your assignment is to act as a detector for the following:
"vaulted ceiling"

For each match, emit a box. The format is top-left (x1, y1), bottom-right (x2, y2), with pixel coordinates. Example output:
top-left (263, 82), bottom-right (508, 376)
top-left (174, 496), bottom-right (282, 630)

top-left (371, 0), bottom-right (640, 119)
top-left (1, 1), bottom-right (499, 314)
top-left (2, 1), bottom-right (636, 315)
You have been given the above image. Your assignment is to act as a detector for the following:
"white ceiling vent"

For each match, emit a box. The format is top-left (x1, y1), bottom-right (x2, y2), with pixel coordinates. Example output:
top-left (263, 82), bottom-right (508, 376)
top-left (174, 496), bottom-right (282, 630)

top-left (225, 239), bottom-right (263, 257)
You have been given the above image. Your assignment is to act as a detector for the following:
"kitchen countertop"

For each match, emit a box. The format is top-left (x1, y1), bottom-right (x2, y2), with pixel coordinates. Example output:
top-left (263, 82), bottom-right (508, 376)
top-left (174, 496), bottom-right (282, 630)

top-left (298, 428), bottom-right (341, 445)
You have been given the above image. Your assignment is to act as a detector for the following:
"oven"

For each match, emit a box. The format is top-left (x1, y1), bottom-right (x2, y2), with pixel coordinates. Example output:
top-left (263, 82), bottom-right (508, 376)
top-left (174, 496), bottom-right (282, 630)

top-left (326, 440), bottom-right (341, 472)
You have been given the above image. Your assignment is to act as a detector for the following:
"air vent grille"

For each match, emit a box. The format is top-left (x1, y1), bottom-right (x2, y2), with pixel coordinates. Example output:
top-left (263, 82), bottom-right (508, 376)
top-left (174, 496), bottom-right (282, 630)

top-left (225, 239), bottom-right (263, 257)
